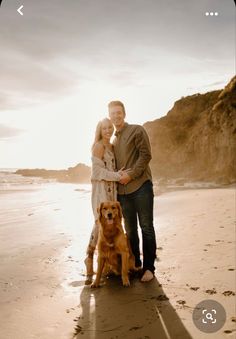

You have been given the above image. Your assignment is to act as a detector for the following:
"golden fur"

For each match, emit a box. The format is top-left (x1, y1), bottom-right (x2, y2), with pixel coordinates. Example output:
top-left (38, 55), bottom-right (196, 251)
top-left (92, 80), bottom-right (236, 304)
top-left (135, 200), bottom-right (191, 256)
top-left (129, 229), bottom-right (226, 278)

top-left (91, 201), bottom-right (137, 287)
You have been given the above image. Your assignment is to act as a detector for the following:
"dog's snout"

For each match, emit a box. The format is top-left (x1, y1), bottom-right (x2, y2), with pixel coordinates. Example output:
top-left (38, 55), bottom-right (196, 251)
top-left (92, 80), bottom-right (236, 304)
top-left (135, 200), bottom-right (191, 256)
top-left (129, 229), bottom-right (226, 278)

top-left (107, 212), bottom-right (112, 219)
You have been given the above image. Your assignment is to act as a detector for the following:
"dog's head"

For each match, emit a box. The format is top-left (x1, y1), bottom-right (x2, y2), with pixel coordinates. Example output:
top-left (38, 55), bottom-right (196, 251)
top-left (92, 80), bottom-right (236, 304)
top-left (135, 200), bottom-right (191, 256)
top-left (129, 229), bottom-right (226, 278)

top-left (98, 201), bottom-right (122, 225)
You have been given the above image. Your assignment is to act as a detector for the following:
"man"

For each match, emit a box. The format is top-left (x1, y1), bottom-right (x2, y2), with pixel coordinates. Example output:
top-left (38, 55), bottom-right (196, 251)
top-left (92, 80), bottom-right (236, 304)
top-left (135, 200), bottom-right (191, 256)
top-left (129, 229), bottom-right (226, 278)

top-left (108, 100), bottom-right (156, 282)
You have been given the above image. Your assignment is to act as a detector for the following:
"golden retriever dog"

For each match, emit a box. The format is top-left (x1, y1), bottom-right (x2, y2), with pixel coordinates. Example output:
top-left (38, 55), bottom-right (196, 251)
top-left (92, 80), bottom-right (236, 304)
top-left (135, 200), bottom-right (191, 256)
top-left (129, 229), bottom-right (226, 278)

top-left (91, 201), bottom-right (137, 287)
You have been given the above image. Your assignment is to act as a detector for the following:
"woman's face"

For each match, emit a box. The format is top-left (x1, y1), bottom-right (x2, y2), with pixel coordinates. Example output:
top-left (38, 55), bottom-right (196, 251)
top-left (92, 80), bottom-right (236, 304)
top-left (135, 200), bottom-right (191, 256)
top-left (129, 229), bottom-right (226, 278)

top-left (101, 121), bottom-right (114, 141)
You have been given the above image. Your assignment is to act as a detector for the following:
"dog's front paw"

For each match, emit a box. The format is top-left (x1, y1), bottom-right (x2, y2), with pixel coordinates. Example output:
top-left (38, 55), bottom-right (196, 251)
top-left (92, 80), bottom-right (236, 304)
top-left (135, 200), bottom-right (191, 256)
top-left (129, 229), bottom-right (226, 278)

top-left (91, 282), bottom-right (100, 288)
top-left (122, 278), bottom-right (130, 287)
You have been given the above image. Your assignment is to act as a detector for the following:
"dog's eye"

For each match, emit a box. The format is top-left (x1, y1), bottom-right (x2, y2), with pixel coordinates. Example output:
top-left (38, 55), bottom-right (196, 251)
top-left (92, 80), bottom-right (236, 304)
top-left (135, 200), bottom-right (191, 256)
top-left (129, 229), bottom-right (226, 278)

top-left (103, 207), bottom-right (107, 210)
top-left (112, 206), bottom-right (115, 209)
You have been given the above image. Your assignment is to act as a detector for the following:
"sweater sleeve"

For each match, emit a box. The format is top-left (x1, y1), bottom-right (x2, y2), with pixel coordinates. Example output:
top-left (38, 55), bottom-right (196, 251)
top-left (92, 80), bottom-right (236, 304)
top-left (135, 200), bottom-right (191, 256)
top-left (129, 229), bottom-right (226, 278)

top-left (91, 156), bottom-right (121, 182)
top-left (127, 127), bottom-right (152, 180)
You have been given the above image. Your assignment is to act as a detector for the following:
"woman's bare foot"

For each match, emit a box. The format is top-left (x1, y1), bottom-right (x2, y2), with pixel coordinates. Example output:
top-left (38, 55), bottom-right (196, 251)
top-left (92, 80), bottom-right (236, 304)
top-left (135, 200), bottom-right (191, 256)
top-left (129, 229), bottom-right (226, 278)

top-left (140, 270), bottom-right (154, 282)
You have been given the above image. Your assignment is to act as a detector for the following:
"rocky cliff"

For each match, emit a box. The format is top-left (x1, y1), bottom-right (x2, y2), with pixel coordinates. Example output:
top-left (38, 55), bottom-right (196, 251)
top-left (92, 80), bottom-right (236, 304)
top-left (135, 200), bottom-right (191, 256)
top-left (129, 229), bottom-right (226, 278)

top-left (144, 76), bottom-right (236, 184)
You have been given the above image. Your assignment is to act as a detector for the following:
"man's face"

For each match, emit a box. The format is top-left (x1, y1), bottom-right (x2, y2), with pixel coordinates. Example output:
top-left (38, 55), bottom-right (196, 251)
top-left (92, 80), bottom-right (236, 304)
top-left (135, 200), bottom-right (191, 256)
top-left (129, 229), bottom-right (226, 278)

top-left (109, 105), bottom-right (125, 130)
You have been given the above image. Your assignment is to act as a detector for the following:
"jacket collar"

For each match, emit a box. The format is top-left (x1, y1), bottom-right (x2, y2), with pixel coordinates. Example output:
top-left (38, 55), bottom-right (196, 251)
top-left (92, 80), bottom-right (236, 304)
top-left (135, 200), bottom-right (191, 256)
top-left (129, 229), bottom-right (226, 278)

top-left (115, 122), bottom-right (128, 137)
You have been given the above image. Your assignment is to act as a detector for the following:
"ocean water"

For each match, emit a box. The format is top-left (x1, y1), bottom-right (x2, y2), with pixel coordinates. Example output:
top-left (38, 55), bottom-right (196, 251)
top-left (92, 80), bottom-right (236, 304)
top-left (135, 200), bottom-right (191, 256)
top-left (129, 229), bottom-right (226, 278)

top-left (0, 168), bottom-right (55, 190)
top-left (0, 169), bottom-right (93, 280)
top-left (0, 169), bottom-right (92, 235)
top-left (0, 169), bottom-right (91, 192)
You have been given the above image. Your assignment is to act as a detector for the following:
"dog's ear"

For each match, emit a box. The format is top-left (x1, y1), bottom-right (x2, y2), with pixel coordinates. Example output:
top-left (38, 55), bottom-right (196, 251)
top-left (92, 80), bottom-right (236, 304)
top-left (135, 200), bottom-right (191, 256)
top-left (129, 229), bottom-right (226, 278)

top-left (98, 202), bottom-right (104, 223)
top-left (116, 201), bottom-right (123, 219)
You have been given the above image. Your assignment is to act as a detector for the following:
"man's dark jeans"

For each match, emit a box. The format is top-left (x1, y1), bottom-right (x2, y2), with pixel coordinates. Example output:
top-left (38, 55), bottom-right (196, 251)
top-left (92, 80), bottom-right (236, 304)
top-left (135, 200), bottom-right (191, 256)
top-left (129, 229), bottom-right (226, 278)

top-left (118, 180), bottom-right (156, 273)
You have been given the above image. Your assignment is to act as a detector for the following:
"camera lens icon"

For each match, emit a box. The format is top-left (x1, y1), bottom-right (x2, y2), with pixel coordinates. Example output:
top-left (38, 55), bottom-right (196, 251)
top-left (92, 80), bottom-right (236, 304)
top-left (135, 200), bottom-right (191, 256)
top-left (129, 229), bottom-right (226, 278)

top-left (193, 300), bottom-right (226, 333)
top-left (202, 309), bottom-right (217, 324)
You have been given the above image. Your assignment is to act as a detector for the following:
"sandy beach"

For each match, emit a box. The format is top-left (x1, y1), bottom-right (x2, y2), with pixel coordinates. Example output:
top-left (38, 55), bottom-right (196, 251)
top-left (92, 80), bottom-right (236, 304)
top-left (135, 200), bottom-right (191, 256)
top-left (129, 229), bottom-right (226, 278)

top-left (0, 183), bottom-right (235, 339)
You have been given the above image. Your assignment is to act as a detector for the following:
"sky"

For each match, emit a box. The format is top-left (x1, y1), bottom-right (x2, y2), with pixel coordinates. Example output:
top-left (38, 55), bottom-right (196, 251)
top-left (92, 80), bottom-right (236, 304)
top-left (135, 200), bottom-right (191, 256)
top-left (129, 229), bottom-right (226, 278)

top-left (0, 0), bottom-right (235, 169)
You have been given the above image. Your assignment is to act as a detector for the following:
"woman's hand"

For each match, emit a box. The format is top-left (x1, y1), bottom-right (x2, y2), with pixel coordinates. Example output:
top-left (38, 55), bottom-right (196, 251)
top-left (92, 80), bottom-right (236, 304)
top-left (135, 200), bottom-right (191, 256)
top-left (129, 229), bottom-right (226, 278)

top-left (118, 167), bottom-right (131, 175)
top-left (118, 167), bottom-right (132, 185)
top-left (119, 172), bottom-right (132, 185)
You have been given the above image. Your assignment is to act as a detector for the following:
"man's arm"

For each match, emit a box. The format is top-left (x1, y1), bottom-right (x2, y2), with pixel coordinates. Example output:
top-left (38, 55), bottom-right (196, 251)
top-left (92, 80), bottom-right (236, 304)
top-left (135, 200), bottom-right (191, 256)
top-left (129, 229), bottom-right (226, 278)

top-left (127, 126), bottom-right (152, 180)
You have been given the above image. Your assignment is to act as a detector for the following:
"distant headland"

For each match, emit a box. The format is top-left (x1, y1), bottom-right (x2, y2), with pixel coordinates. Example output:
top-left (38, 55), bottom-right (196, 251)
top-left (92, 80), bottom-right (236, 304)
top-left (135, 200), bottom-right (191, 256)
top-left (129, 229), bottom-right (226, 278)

top-left (15, 163), bottom-right (91, 184)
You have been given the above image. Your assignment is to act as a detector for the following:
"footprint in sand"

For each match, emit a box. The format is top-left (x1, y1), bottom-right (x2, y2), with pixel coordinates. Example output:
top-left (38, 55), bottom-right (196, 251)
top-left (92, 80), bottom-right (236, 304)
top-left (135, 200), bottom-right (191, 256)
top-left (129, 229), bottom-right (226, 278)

top-left (151, 295), bottom-right (169, 301)
top-left (129, 326), bottom-right (143, 331)
top-left (222, 290), bottom-right (235, 296)
top-left (177, 300), bottom-right (186, 305)
top-left (190, 287), bottom-right (200, 291)
top-left (66, 307), bottom-right (76, 314)
top-left (205, 288), bottom-right (217, 295)
top-left (73, 324), bottom-right (83, 335)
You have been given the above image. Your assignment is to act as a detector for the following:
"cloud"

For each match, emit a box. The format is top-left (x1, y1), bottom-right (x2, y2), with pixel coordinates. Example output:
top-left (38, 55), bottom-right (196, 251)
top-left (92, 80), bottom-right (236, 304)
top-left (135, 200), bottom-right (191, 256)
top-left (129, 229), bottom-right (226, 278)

top-left (204, 81), bottom-right (226, 87)
top-left (1, 0), bottom-right (234, 63)
top-left (0, 124), bottom-right (24, 139)
top-left (0, 93), bottom-right (11, 110)
top-left (0, 0), bottom-right (234, 109)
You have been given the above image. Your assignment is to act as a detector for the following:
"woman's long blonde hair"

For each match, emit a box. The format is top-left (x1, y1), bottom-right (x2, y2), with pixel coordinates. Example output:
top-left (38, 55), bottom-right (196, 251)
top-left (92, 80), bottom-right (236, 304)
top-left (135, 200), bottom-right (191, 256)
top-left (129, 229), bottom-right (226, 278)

top-left (91, 118), bottom-right (114, 151)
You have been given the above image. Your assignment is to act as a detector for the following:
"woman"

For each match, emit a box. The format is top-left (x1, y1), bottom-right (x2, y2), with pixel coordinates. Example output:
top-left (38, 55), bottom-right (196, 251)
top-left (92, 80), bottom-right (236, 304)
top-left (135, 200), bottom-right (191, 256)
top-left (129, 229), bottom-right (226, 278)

top-left (84, 118), bottom-right (123, 284)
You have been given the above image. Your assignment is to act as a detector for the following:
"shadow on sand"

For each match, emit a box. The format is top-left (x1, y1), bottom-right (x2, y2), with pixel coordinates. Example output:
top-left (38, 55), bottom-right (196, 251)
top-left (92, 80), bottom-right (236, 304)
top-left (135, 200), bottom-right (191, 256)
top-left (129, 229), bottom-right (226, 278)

top-left (72, 275), bottom-right (193, 339)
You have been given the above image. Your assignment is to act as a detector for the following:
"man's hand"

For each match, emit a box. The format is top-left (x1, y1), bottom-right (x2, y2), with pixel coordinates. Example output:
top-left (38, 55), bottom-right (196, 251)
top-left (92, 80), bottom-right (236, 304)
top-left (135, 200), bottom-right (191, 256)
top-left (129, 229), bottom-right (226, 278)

top-left (119, 171), bottom-right (132, 185)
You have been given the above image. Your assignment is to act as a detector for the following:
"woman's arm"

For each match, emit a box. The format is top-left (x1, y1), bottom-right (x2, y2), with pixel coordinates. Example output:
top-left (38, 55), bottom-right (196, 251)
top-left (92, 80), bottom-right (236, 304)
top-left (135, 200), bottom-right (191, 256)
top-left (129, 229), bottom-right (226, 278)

top-left (92, 142), bottom-right (105, 160)
top-left (91, 143), bottom-right (121, 182)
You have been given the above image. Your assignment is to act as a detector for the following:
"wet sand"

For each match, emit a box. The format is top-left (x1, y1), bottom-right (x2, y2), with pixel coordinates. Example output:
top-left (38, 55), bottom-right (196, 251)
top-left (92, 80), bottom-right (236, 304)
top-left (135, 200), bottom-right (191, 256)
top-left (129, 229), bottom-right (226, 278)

top-left (0, 185), bottom-right (235, 339)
